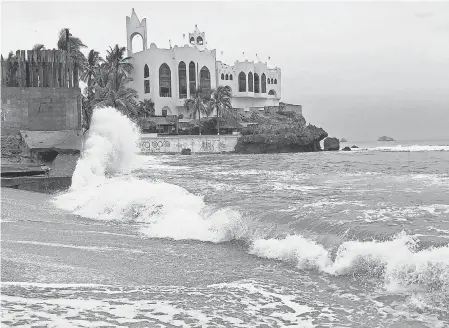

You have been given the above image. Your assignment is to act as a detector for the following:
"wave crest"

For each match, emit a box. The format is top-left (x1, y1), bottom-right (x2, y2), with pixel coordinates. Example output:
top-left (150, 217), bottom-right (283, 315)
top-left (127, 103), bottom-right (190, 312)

top-left (250, 232), bottom-right (449, 293)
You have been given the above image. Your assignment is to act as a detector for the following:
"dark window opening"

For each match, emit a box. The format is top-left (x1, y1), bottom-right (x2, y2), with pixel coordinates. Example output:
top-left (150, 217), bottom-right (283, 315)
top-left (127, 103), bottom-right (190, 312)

top-left (274, 78), bottom-right (277, 84)
top-left (144, 64), bottom-right (149, 78)
top-left (178, 61), bottom-right (187, 98)
top-left (248, 72), bottom-right (253, 92)
top-left (254, 73), bottom-right (260, 93)
top-left (238, 72), bottom-right (246, 92)
top-left (200, 66), bottom-right (211, 91)
top-left (221, 73), bottom-right (224, 80)
top-left (159, 63), bottom-right (172, 97)
top-left (225, 74), bottom-right (229, 80)
top-left (197, 36), bottom-right (203, 45)
top-left (189, 61), bottom-right (196, 95)
top-left (144, 80), bottom-right (150, 94)
top-left (261, 73), bottom-right (266, 93)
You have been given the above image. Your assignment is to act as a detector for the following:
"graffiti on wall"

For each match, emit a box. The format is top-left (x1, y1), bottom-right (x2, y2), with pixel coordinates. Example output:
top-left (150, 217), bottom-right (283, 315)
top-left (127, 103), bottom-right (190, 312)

top-left (139, 139), bottom-right (170, 152)
top-left (139, 136), bottom-right (238, 153)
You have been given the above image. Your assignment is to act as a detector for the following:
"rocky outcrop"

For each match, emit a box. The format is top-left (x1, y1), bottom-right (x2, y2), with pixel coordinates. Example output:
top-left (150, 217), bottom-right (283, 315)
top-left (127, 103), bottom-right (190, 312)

top-left (234, 110), bottom-right (328, 154)
top-left (351, 145), bottom-right (359, 148)
top-left (323, 137), bottom-right (340, 151)
top-left (181, 148), bottom-right (192, 155)
top-left (340, 138), bottom-right (347, 142)
top-left (342, 146), bottom-right (351, 151)
top-left (377, 136), bottom-right (395, 141)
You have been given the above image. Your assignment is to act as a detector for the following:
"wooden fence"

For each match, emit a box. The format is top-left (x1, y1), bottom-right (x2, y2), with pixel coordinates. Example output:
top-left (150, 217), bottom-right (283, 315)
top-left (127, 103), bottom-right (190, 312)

top-left (1, 49), bottom-right (79, 88)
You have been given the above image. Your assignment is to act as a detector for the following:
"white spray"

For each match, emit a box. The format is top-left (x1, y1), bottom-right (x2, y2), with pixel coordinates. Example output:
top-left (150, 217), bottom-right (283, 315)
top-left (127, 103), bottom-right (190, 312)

top-left (71, 107), bottom-right (140, 189)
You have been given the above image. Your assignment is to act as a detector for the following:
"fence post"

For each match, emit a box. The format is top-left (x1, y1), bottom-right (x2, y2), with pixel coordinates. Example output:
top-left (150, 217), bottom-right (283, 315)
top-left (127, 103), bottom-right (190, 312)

top-left (42, 50), bottom-right (48, 87)
top-left (32, 51), bottom-right (38, 87)
top-left (62, 52), bottom-right (67, 87)
top-left (67, 54), bottom-right (72, 88)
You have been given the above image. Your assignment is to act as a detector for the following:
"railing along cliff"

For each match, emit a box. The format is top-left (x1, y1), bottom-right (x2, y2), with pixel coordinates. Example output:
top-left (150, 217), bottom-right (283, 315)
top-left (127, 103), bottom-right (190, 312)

top-left (1, 49), bottom-right (79, 88)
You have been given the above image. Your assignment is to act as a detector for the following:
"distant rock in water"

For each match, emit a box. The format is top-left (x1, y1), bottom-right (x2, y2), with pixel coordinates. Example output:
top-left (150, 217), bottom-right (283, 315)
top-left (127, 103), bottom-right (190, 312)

top-left (377, 136), bottom-right (395, 141)
top-left (342, 146), bottom-right (351, 151)
top-left (234, 109), bottom-right (328, 154)
top-left (181, 148), bottom-right (192, 155)
top-left (324, 137), bottom-right (340, 151)
top-left (351, 145), bottom-right (359, 148)
top-left (340, 138), bottom-right (347, 142)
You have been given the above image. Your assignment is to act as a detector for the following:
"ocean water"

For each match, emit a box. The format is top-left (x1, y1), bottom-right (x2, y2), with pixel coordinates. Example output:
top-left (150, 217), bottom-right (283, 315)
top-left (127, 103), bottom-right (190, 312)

top-left (2, 107), bottom-right (449, 327)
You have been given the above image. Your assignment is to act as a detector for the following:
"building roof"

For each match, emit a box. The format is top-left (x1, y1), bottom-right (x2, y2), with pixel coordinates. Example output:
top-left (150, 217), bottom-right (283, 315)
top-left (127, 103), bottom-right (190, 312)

top-left (145, 117), bottom-right (175, 126)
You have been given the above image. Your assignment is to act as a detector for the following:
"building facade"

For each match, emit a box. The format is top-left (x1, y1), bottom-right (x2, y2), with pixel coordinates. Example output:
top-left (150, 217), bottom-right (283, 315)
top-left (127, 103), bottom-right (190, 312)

top-left (126, 9), bottom-right (281, 117)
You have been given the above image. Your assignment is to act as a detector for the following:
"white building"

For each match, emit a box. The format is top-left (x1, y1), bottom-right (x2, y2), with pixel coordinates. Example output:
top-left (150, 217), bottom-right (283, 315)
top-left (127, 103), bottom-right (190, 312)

top-left (126, 9), bottom-right (281, 117)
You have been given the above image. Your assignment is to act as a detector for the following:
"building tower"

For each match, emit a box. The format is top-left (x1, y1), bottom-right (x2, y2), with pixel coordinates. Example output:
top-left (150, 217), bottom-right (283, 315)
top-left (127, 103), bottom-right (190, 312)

top-left (188, 25), bottom-right (206, 50)
top-left (126, 8), bottom-right (147, 56)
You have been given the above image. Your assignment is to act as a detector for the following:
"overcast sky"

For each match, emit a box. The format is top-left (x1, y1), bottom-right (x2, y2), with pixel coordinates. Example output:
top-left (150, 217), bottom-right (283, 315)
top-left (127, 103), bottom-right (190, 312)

top-left (2, 1), bottom-right (449, 141)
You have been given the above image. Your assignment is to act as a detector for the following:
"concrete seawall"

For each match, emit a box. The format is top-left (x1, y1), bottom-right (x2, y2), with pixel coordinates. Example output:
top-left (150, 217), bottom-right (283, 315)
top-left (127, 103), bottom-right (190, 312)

top-left (139, 135), bottom-right (239, 154)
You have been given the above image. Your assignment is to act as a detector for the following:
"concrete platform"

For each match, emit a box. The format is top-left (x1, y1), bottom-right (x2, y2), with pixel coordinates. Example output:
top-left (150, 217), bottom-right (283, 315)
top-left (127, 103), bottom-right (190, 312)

top-left (20, 130), bottom-right (82, 154)
top-left (1, 176), bottom-right (71, 193)
top-left (1, 164), bottom-right (47, 177)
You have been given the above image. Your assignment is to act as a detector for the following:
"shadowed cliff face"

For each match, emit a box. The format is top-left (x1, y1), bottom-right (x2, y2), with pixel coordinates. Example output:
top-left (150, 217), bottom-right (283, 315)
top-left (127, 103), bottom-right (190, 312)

top-left (235, 111), bottom-right (328, 154)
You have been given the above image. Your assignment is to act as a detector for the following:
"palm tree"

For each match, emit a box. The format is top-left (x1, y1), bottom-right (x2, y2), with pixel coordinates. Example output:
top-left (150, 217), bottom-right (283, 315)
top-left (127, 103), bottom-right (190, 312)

top-left (104, 44), bottom-right (133, 92)
top-left (32, 44), bottom-right (46, 51)
top-left (57, 28), bottom-right (87, 72)
top-left (92, 44), bottom-right (137, 117)
top-left (80, 49), bottom-right (103, 130)
top-left (94, 70), bottom-right (138, 116)
top-left (184, 87), bottom-right (209, 135)
top-left (138, 99), bottom-right (155, 118)
top-left (208, 86), bottom-right (232, 135)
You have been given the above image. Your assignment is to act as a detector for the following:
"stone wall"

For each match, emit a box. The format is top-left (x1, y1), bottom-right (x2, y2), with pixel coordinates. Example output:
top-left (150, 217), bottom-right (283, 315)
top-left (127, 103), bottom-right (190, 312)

top-left (1, 87), bottom-right (82, 135)
top-left (139, 135), bottom-right (239, 153)
top-left (1, 134), bottom-right (23, 162)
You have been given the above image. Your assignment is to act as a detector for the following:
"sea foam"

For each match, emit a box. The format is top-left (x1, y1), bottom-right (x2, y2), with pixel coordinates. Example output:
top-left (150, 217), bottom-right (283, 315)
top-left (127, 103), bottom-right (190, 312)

top-left (250, 232), bottom-right (449, 293)
top-left (54, 107), bottom-right (449, 296)
top-left (54, 107), bottom-right (248, 243)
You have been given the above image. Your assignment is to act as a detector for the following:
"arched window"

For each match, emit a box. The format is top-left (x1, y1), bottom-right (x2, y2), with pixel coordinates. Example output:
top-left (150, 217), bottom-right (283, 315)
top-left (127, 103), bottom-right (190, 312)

top-left (189, 61), bottom-right (196, 95)
top-left (221, 73), bottom-right (224, 80)
top-left (197, 36), bottom-right (203, 45)
top-left (267, 78), bottom-right (270, 84)
top-left (274, 78), bottom-right (277, 84)
top-left (271, 78), bottom-right (274, 84)
top-left (144, 64), bottom-right (149, 78)
top-left (238, 72), bottom-right (246, 92)
top-left (230, 74), bottom-right (233, 80)
top-left (268, 89), bottom-right (276, 96)
top-left (254, 73), bottom-right (260, 93)
top-left (178, 61), bottom-right (187, 98)
top-left (261, 73), bottom-right (266, 93)
top-left (144, 80), bottom-right (150, 94)
top-left (225, 74), bottom-right (229, 80)
top-left (159, 63), bottom-right (171, 97)
top-left (190, 37), bottom-right (195, 44)
top-left (200, 66), bottom-right (211, 91)
top-left (248, 72), bottom-right (253, 92)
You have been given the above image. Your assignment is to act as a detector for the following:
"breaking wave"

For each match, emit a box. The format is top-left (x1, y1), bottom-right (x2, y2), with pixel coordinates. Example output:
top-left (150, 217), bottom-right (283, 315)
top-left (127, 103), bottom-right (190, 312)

top-left (71, 107), bottom-right (140, 189)
top-left (250, 232), bottom-right (449, 293)
top-left (54, 107), bottom-right (449, 297)
top-left (54, 107), bottom-right (249, 243)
